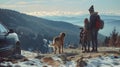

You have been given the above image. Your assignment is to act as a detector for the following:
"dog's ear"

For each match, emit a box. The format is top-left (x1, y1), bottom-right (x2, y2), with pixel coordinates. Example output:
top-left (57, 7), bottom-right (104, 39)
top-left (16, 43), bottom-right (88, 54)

top-left (62, 32), bottom-right (66, 37)
top-left (60, 32), bottom-right (66, 37)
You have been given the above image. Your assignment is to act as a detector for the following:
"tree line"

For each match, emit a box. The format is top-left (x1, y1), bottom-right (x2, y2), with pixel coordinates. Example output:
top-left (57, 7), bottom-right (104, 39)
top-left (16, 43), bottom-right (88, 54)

top-left (104, 27), bottom-right (120, 47)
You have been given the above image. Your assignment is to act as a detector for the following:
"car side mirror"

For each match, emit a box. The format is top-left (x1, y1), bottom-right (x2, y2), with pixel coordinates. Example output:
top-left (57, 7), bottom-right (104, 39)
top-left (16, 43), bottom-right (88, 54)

top-left (9, 29), bottom-right (14, 33)
top-left (5, 29), bottom-right (14, 36)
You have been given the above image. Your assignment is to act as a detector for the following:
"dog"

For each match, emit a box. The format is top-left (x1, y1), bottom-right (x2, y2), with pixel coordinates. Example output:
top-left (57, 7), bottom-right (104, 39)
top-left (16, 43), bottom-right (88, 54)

top-left (49, 32), bottom-right (65, 54)
top-left (80, 27), bottom-right (91, 53)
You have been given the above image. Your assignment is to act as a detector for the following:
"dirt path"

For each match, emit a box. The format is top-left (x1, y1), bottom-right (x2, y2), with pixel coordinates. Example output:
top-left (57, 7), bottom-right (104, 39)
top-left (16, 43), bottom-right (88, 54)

top-left (22, 47), bottom-right (120, 61)
top-left (66, 47), bottom-right (120, 61)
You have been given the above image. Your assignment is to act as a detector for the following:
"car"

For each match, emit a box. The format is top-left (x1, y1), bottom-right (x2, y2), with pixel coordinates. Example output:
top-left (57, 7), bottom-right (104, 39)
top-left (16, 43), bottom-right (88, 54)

top-left (0, 23), bottom-right (21, 57)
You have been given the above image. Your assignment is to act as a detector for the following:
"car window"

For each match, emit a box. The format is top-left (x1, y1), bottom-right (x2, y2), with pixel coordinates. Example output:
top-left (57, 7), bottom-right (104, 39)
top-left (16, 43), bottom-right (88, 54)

top-left (0, 24), bottom-right (8, 34)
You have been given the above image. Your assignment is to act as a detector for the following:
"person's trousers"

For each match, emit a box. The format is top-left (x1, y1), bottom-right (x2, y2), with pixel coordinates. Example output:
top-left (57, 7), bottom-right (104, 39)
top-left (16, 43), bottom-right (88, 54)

top-left (91, 29), bottom-right (98, 51)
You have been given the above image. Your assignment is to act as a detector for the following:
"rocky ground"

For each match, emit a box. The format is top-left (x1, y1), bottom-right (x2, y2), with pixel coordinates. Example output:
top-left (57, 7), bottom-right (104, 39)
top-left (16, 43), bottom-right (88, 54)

top-left (0, 47), bottom-right (120, 67)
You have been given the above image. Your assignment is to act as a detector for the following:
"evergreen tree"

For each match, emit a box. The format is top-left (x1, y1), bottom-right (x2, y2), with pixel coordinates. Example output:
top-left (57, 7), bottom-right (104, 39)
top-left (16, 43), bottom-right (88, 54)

top-left (109, 27), bottom-right (118, 47)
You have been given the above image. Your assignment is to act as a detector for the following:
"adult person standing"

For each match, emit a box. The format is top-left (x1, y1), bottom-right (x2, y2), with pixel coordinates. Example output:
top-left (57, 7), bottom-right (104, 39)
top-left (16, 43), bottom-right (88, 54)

top-left (89, 5), bottom-right (100, 52)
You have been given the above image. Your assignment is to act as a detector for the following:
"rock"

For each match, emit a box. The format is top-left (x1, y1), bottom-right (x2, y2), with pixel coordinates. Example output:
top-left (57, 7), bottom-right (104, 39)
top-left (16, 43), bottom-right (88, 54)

top-left (57, 54), bottom-right (68, 64)
top-left (67, 56), bottom-right (75, 61)
top-left (114, 56), bottom-right (119, 58)
top-left (68, 45), bottom-right (76, 49)
top-left (24, 60), bottom-right (36, 66)
top-left (35, 55), bottom-right (44, 59)
top-left (0, 57), bottom-right (11, 62)
top-left (11, 59), bottom-right (18, 64)
top-left (76, 57), bottom-right (87, 67)
top-left (20, 57), bottom-right (29, 62)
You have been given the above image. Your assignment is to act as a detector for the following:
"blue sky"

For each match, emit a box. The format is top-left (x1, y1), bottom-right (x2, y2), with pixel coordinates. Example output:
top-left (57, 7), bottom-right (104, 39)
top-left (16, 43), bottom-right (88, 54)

top-left (0, 0), bottom-right (120, 16)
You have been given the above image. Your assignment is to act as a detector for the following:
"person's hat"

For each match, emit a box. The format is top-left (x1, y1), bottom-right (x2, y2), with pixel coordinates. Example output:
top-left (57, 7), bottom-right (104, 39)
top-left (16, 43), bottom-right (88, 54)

top-left (89, 5), bottom-right (94, 12)
top-left (84, 18), bottom-right (89, 24)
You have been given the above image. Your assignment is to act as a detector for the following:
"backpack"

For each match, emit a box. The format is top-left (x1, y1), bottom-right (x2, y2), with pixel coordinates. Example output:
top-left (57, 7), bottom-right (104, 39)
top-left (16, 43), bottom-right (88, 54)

top-left (96, 15), bottom-right (104, 29)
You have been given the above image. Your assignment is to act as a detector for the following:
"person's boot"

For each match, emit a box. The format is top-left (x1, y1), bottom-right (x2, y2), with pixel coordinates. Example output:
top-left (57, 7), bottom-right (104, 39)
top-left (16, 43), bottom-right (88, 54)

top-left (87, 48), bottom-right (90, 52)
top-left (82, 48), bottom-right (87, 53)
top-left (91, 48), bottom-right (95, 52)
top-left (87, 44), bottom-right (90, 52)
top-left (82, 47), bottom-right (83, 50)
top-left (95, 48), bottom-right (98, 52)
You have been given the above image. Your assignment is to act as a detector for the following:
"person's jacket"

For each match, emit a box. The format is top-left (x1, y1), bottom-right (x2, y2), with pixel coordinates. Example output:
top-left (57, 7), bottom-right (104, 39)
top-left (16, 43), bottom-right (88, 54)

top-left (90, 12), bottom-right (100, 29)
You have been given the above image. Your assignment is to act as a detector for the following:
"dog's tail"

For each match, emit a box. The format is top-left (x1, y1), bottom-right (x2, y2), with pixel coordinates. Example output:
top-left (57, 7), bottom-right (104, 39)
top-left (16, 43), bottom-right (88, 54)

top-left (48, 43), bottom-right (54, 48)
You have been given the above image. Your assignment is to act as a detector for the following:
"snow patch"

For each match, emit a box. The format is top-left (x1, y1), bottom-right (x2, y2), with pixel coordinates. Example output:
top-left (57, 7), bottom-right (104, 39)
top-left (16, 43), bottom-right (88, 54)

top-left (86, 55), bottom-right (120, 67)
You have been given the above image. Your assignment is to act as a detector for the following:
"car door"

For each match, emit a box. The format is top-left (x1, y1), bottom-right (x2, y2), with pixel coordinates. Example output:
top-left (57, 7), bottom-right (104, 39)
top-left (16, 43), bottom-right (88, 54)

top-left (0, 23), bottom-right (8, 49)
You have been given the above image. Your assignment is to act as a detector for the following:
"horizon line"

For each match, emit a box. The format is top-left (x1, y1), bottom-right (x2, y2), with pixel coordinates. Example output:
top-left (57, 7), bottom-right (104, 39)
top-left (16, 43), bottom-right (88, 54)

top-left (1, 8), bottom-right (120, 17)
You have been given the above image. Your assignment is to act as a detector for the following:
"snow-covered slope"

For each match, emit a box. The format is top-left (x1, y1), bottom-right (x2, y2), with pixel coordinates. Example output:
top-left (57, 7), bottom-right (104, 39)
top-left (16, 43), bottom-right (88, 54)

top-left (0, 48), bottom-right (120, 67)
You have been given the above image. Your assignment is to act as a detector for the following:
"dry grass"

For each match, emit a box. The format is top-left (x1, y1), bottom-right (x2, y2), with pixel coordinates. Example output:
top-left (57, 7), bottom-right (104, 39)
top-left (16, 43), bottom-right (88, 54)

top-left (41, 57), bottom-right (61, 67)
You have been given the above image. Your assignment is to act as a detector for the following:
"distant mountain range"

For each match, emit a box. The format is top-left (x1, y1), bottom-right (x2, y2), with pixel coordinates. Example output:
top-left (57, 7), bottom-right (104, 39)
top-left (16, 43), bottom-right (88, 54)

top-left (0, 9), bottom-right (105, 53)
top-left (42, 15), bottom-right (120, 36)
